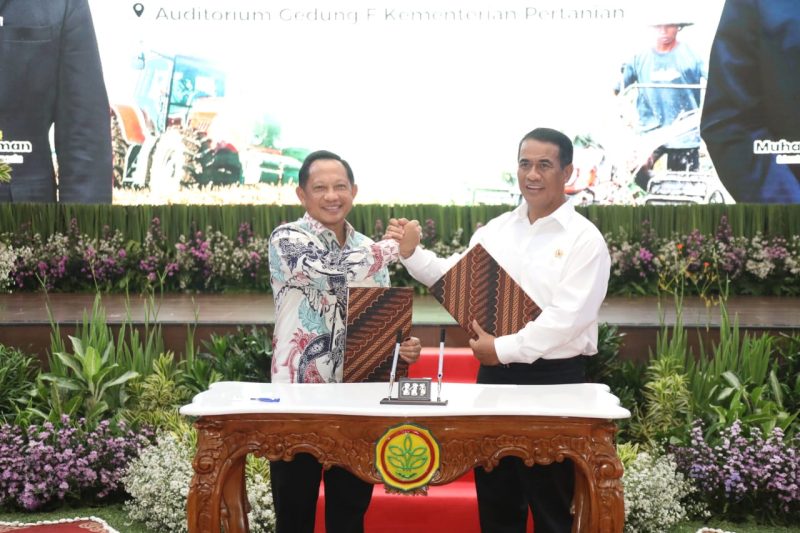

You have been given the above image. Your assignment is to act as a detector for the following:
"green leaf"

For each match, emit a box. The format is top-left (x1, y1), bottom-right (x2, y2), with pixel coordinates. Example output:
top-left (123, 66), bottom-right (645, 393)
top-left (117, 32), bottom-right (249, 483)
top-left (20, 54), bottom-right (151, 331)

top-left (769, 369), bottom-right (784, 408)
top-left (102, 370), bottom-right (140, 390)
top-left (388, 445), bottom-right (405, 456)
top-left (82, 346), bottom-right (102, 379)
top-left (39, 375), bottom-right (82, 391)
top-left (387, 457), bottom-right (405, 469)
top-left (721, 371), bottom-right (742, 389)
top-left (69, 336), bottom-right (85, 358)
top-left (0, 160), bottom-right (12, 183)
top-left (716, 387), bottom-right (734, 402)
top-left (52, 352), bottom-right (82, 378)
top-left (408, 457), bottom-right (427, 469)
top-left (86, 400), bottom-right (109, 422)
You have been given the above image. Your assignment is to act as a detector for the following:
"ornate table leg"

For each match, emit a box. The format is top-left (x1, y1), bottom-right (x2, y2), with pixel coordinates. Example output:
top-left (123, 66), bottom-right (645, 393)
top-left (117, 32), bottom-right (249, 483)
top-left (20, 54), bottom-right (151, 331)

top-left (221, 455), bottom-right (250, 533)
top-left (563, 422), bottom-right (624, 533)
top-left (571, 467), bottom-right (590, 533)
top-left (590, 424), bottom-right (625, 533)
top-left (188, 420), bottom-right (227, 533)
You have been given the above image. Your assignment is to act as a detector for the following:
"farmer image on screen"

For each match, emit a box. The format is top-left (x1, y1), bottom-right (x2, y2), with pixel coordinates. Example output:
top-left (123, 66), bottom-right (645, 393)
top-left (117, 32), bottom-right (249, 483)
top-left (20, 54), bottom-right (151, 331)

top-left (614, 4), bottom-right (707, 191)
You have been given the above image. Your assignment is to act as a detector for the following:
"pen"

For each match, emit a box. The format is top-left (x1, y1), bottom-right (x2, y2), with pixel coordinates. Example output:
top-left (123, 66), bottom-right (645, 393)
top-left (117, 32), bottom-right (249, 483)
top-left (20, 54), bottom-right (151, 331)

top-left (250, 397), bottom-right (280, 403)
top-left (437, 328), bottom-right (445, 402)
top-left (387, 330), bottom-right (402, 398)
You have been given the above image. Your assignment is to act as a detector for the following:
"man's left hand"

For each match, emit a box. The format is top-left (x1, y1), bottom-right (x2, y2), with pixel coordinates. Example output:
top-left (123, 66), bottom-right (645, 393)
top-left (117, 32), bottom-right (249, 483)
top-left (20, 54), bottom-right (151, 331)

top-left (469, 320), bottom-right (500, 366)
top-left (399, 336), bottom-right (422, 364)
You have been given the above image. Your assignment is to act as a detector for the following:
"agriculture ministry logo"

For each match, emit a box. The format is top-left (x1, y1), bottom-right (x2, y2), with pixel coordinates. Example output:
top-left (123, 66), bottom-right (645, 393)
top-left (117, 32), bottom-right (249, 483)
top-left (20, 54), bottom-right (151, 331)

top-left (0, 129), bottom-right (34, 165)
top-left (375, 423), bottom-right (440, 492)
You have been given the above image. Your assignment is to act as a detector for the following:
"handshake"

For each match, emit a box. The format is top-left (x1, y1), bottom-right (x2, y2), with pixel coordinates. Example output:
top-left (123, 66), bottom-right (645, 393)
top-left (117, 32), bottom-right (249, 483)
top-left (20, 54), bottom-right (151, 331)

top-left (384, 218), bottom-right (422, 259)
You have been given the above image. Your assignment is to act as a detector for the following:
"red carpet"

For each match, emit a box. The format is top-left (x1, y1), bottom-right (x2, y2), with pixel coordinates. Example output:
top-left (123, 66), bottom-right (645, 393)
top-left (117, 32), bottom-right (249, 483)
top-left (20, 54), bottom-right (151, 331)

top-left (316, 348), bottom-right (533, 532)
top-left (0, 518), bottom-right (117, 532)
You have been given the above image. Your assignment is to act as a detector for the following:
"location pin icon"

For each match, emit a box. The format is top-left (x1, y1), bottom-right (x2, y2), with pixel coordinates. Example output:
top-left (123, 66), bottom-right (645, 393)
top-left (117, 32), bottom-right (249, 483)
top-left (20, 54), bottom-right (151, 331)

top-left (133, 3), bottom-right (144, 17)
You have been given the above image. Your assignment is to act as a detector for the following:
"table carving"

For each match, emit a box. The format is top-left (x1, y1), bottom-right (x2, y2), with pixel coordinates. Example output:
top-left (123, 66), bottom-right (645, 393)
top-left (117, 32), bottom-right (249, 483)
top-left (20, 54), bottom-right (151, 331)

top-left (186, 413), bottom-right (624, 533)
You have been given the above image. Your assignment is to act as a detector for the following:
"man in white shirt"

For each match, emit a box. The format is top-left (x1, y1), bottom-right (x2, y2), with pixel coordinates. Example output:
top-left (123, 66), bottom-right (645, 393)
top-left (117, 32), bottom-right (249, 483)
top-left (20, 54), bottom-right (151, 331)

top-left (387, 128), bottom-right (611, 532)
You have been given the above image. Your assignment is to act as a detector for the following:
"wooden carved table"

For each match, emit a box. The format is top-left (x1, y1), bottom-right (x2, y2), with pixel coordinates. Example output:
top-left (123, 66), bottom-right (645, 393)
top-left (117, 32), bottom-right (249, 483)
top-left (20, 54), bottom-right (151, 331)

top-left (180, 382), bottom-right (630, 533)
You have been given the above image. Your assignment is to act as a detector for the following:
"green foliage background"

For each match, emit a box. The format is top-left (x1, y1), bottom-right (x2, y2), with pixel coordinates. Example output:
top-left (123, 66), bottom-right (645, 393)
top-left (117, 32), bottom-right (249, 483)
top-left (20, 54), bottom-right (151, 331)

top-left (1, 203), bottom-right (799, 242)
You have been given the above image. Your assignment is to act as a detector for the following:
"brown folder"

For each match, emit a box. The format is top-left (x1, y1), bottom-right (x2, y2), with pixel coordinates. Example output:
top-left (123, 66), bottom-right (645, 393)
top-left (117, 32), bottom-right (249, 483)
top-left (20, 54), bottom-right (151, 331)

top-left (430, 243), bottom-right (541, 338)
top-left (343, 286), bottom-right (414, 383)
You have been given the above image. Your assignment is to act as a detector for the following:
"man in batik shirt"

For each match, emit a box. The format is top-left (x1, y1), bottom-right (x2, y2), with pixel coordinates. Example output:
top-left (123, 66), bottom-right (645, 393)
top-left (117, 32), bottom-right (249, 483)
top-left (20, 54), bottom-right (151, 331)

top-left (268, 149), bottom-right (421, 533)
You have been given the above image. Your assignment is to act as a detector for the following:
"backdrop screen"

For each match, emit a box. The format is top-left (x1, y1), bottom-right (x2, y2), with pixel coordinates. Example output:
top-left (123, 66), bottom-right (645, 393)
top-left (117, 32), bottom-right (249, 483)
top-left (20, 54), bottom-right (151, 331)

top-left (87, 0), bottom-right (799, 206)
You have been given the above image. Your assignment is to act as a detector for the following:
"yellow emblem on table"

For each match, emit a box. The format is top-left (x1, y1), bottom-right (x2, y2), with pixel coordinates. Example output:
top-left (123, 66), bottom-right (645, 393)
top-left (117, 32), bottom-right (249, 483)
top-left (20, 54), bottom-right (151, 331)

top-left (375, 423), bottom-right (440, 492)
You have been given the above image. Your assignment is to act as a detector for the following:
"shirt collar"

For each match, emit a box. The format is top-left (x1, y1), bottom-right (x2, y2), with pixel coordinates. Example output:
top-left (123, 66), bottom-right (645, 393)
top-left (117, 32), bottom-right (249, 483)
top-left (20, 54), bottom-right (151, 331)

top-left (515, 200), bottom-right (575, 229)
top-left (302, 212), bottom-right (356, 243)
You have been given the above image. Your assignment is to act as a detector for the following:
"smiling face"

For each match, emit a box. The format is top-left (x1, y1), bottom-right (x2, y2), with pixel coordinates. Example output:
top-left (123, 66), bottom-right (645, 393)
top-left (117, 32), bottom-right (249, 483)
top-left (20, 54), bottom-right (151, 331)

top-left (517, 139), bottom-right (572, 223)
top-left (296, 158), bottom-right (358, 242)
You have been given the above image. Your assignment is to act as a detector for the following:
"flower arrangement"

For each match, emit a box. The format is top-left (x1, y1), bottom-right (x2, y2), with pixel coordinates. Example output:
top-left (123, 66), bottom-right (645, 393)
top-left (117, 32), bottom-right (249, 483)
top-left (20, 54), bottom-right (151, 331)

top-left (607, 216), bottom-right (800, 298)
top-left (175, 222), bottom-right (270, 292)
top-left (123, 433), bottom-right (195, 532)
top-left (671, 420), bottom-right (800, 524)
top-left (1, 215), bottom-right (799, 296)
top-left (0, 416), bottom-right (152, 510)
top-left (123, 432), bottom-right (275, 533)
top-left (1, 218), bottom-right (271, 293)
top-left (622, 450), bottom-right (702, 533)
top-left (1, 220), bottom-right (132, 292)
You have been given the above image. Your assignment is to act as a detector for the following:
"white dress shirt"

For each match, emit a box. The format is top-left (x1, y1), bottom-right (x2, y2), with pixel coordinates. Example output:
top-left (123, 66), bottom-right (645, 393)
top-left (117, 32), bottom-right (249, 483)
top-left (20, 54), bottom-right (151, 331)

top-left (401, 201), bottom-right (611, 365)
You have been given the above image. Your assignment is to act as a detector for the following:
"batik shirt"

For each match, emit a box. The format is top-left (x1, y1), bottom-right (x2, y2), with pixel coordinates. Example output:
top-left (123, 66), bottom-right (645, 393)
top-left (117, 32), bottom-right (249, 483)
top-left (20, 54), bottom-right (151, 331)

top-left (269, 213), bottom-right (399, 383)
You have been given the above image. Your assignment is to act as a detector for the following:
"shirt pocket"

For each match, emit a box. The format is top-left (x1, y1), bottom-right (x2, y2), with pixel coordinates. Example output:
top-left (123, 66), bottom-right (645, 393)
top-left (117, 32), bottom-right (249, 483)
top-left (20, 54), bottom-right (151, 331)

top-left (523, 247), bottom-right (567, 304)
top-left (0, 26), bottom-right (59, 110)
top-left (1, 25), bottom-right (54, 42)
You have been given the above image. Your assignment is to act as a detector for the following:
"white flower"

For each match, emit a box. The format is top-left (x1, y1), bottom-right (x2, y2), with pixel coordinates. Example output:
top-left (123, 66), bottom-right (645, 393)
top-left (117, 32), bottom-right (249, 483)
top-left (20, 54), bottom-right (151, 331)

top-left (123, 432), bottom-right (277, 532)
top-left (0, 242), bottom-right (16, 290)
top-left (623, 451), bottom-right (701, 533)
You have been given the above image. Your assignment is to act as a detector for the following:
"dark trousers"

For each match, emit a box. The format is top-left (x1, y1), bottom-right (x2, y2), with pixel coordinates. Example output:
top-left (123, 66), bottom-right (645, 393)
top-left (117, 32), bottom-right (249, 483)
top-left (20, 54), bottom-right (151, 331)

top-left (270, 453), bottom-right (373, 533)
top-left (475, 357), bottom-right (587, 533)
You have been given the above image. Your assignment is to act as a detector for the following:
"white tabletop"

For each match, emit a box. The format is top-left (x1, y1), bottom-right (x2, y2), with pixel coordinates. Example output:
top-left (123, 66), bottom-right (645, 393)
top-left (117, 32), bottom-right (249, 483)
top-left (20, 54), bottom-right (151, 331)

top-left (180, 381), bottom-right (630, 420)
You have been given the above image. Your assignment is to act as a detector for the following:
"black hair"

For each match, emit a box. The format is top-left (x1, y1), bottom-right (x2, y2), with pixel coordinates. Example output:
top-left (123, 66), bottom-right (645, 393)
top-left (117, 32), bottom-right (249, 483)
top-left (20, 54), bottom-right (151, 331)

top-left (298, 150), bottom-right (355, 188)
top-left (518, 128), bottom-right (573, 168)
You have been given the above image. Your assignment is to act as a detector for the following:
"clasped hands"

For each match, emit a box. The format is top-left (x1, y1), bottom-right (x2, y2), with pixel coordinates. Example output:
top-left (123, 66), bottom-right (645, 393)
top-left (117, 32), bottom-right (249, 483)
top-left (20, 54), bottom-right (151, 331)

top-left (384, 218), bottom-right (421, 259)
top-left (383, 218), bottom-right (500, 366)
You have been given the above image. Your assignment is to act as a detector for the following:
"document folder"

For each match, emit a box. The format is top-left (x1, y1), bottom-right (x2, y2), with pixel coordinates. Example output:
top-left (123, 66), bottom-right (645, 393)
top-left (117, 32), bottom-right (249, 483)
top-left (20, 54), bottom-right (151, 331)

top-left (429, 244), bottom-right (541, 337)
top-left (343, 286), bottom-right (413, 382)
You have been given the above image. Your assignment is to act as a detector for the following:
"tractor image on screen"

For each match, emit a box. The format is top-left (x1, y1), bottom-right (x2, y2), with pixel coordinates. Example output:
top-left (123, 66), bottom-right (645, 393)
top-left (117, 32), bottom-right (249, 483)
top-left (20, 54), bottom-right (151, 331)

top-left (110, 52), bottom-right (308, 193)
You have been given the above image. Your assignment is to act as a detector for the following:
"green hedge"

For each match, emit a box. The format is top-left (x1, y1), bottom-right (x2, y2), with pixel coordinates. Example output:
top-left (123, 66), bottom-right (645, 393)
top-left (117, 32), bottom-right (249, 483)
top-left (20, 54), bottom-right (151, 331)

top-left (1, 203), bottom-right (799, 243)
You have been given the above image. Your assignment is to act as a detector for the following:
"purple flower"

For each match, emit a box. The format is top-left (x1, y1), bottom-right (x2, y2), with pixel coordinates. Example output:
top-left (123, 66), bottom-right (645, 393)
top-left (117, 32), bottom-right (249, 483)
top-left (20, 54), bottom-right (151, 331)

top-left (0, 417), bottom-right (154, 510)
top-left (671, 420), bottom-right (800, 523)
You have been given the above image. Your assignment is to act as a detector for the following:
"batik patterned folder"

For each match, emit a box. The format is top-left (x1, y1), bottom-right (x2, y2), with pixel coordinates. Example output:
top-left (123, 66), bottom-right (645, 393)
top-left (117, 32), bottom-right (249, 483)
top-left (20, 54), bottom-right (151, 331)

top-left (430, 243), bottom-right (541, 337)
top-left (343, 286), bottom-right (414, 383)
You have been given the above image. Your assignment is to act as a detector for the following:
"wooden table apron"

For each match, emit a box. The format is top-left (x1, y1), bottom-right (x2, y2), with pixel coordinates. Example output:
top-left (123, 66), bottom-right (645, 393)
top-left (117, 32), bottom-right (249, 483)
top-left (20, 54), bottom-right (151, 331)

top-left (186, 412), bottom-right (624, 533)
